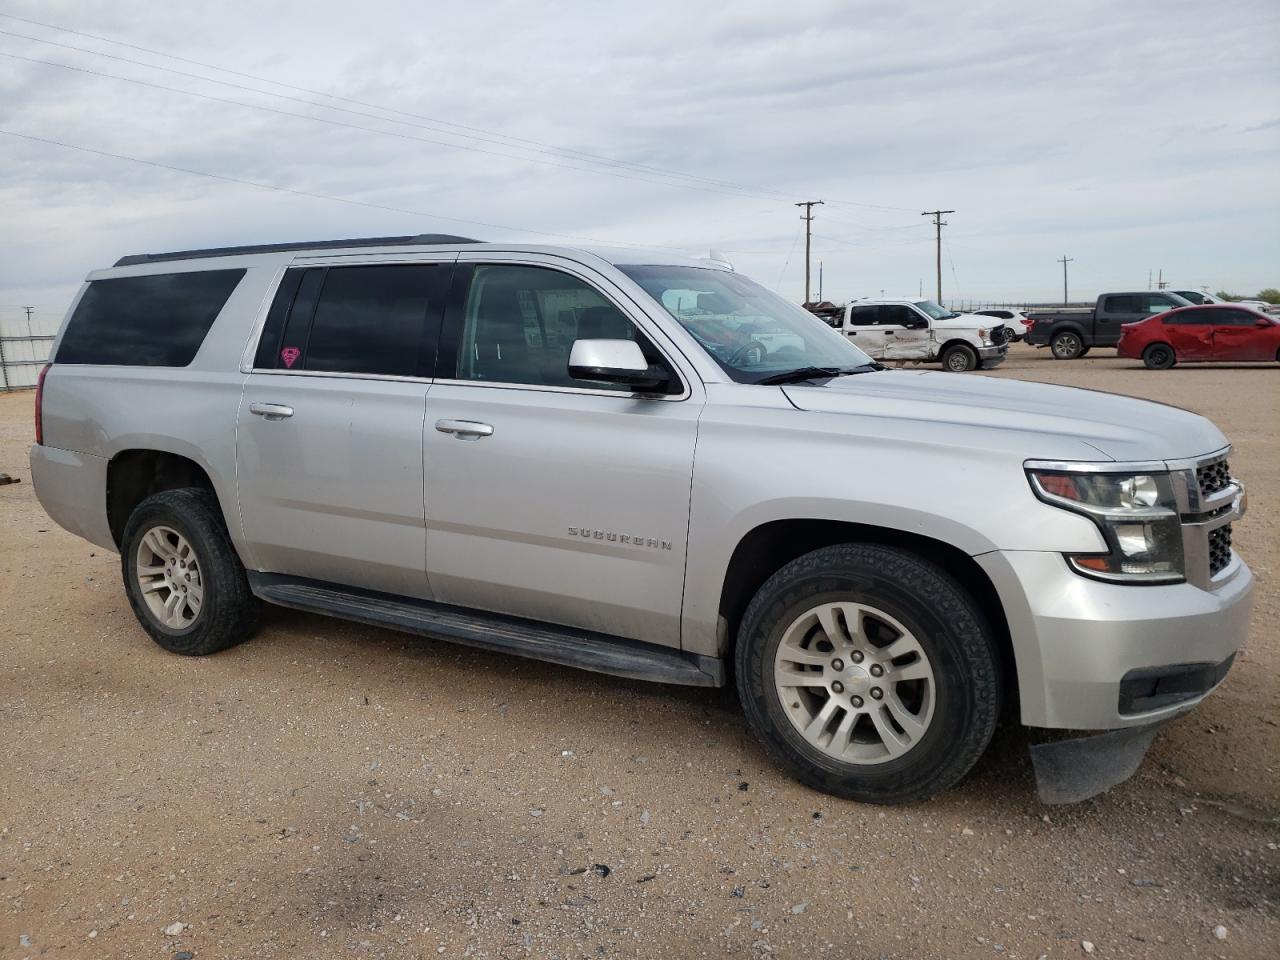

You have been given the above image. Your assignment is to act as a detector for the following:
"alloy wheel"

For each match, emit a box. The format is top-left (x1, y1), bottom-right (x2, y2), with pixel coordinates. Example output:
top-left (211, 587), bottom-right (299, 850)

top-left (773, 601), bottom-right (936, 764)
top-left (135, 525), bottom-right (204, 629)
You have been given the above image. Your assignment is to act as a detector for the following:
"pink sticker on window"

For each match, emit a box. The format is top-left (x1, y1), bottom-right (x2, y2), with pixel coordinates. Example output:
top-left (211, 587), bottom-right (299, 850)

top-left (281, 347), bottom-right (300, 369)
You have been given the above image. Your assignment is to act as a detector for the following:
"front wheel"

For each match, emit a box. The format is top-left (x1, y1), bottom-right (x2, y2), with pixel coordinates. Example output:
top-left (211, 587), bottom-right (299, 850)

top-left (941, 344), bottom-right (978, 372)
top-left (735, 544), bottom-right (1002, 804)
top-left (120, 488), bottom-right (259, 655)
top-left (1142, 343), bottom-right (1176, 370)
top-left (1050, 331), bottom-right (1084, 359)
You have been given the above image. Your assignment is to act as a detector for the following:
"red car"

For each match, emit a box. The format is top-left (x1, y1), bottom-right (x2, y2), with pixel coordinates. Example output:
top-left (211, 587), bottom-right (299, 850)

top-left (1117, 304), bottom-right (1280, 369)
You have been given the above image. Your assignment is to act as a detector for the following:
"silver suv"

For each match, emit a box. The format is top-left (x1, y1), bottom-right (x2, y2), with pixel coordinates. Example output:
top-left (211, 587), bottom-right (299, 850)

top-left (30, 235), bottom-right (1253, 804)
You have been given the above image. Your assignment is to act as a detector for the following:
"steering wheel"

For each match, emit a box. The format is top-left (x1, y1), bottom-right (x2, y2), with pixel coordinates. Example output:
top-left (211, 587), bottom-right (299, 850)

top-left (728, 340), bottom-right (766, 366)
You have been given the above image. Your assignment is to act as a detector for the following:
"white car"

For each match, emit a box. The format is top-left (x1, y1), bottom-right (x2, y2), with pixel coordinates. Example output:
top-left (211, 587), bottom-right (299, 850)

top-left (1172, 290), bottom-right (1225, 306)
top-left (973, 308), bottom-right (1031, 342)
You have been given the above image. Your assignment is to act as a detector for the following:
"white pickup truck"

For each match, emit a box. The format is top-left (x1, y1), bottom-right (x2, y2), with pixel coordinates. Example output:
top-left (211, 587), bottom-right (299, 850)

top-left (832, 298), bottom-right (1009, 371)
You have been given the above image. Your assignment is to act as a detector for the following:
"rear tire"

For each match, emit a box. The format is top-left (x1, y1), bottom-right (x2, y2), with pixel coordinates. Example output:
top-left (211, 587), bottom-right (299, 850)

top-left (1142, 343), bottom-right (1176, 370)
top-left (1050, 330), bottom-right (1084, 359)
top-left (120, 488), bottom-right (259, 656)
top-left (734, 544), bottom-right (1002, 804)
top-left (942, 344), bottom-right (977, 372)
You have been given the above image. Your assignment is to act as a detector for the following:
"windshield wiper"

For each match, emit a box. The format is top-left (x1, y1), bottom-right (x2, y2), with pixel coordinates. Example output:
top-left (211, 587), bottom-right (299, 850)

top-left (753, 364), bottom-right (880, 386)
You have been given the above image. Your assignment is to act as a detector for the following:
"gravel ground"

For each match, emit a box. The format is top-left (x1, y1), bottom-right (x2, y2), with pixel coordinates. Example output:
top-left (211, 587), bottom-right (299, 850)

top-left (1, 345), bottom-right (1277, 959)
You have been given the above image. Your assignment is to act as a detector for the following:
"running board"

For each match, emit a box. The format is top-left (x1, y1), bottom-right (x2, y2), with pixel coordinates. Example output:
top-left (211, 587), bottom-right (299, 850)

top-left (247, 573), bottom-right (724, 688)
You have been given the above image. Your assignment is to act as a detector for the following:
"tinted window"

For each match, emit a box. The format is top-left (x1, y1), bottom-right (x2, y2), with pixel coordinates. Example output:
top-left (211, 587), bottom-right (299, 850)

top-left (57, 269), bottom-right (244, 366)
top-left (1163, 309), bottom-right (1212, 325)
top-left (880, 305), bottom-right (920, 326)
top-left (253, 269), bottom-right (304, 368)
top-left (848, 305), bottom-right (878, 326)
top-left (1213, 308), bottom-right (1262, 326)
top-left (301, 266), bottom-right (440, 376)
top-left (1103, 295), bottom-right (1142, 313)
top-left (1175, 290), bottom-right (1208, 305)
top-left (455, 265), bottom-right (642, 390)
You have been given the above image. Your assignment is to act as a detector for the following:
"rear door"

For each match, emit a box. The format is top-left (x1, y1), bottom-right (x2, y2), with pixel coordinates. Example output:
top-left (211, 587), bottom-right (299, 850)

top-left (843, 304), bottom-right (885, 357)
top-left (1211, 308), bottom-right (1276, 362)
top-left (421, 256), bottom-right (702, 646)
top-left (235, 259), bottom-right (452, 599)
top-left (1161, 309), bottom-right (1214, 361)
top-left (1095, 294), bottom-right (1144, 344)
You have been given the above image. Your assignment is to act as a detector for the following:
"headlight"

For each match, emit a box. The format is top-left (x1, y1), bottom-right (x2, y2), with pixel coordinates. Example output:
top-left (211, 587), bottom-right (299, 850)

top-left (1027, 467), bottom-right (1184, 583)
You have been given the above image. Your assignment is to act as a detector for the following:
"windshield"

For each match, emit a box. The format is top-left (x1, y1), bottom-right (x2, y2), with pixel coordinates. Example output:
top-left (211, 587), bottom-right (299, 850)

top-left (913, 300), bottom-right (954, 320)
top-left (618, 265), bottom-right (875, 383)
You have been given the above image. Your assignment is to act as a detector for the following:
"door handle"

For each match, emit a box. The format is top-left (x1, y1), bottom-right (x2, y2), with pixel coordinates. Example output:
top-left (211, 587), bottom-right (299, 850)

top-left (435, 419), bottom-right (493, 440)
top-left (248, 402), bottom-right (294, 421)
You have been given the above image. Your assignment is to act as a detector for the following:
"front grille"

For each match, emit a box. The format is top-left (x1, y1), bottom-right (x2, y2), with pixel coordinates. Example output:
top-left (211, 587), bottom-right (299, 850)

top-left (1197, 459), bottom-right (1231, 498)
top-left (1209, 524), bottom-right (1233, 576)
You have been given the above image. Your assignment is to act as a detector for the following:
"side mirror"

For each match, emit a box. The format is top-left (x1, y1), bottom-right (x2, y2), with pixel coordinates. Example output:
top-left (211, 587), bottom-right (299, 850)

top-left (568, 339), bottom-right (670, 391)
top-left (1258, 319), bottom-right (1272, 328)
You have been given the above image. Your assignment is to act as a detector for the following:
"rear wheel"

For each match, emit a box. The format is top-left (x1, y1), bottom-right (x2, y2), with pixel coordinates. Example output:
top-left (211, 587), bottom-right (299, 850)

top-left (120, 488), bottom-right (259, 655)
top-left (1142, 343), bottom-right (1176, 370)
top-left (1050, 330), bottom-right (1084, 359)
top-left (942, 344), bottom-right (977, 372)
top-left (735, 544), bottom-right (1002, 804)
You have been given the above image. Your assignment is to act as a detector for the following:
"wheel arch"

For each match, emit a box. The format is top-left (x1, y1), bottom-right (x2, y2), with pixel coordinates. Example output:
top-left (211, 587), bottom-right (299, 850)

top-left (715, 518), bottom-right (1017, 713)
top-left (106, 449), bottom-right (228, 549)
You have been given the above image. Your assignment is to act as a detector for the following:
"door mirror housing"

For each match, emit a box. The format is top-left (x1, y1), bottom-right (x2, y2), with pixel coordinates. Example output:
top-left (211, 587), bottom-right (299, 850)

top-left (568, 339), bottom-right (670, 391)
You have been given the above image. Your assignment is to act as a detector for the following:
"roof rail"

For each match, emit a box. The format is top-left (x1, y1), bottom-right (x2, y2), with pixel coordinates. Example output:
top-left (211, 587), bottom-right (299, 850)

top-left (113, 234), bottom-right (482, 267)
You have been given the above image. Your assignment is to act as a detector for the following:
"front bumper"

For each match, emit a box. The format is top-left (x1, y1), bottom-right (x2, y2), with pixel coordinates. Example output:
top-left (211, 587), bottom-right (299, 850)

top-left (977, 344), bottom-right (1008, 367)
top-left (977, 549), bottom-right (1254, 730)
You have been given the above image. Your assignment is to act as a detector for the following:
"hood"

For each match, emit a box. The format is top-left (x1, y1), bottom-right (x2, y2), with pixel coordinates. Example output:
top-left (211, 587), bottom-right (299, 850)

top-left (932, 311), bottom-right (994, 331)
top-left (781, 369), bottom-right (1228, 463)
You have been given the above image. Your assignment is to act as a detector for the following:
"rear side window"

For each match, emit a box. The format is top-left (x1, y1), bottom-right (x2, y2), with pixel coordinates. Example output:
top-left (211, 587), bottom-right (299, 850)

top-left (255, 265), bottom-right (446, 377)
top-left (56, 269), bottom-right (245, 366)
top-left (1103, 295), bottom-right (1141, 313)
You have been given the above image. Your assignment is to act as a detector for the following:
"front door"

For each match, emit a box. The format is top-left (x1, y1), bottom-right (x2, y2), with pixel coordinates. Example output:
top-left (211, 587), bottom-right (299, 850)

top-left (422, 259), bottom-right (702, 647)
top-left (1211, 308), bottom-right (1275, 362)
top-left (235, 261), bottom-right (451, 599)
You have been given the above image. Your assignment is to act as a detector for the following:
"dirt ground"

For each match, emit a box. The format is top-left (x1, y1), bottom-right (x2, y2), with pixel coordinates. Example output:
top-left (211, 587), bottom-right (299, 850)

top-left (2, 345), bottom-right (1277, 960)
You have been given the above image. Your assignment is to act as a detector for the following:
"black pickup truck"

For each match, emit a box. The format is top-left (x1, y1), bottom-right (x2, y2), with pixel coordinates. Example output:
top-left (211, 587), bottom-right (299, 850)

top-left (1025, 291), bottom-right (1192, 359)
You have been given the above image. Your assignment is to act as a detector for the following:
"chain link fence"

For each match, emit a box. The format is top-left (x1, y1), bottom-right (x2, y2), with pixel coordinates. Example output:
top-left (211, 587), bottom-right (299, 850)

top-left (0, 314), bottom-right (58, 391)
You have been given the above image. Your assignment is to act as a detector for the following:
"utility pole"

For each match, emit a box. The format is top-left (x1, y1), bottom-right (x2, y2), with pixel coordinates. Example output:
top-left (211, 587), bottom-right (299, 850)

top-left (23, 306), bottom-right (34, 337)
top-left (817, 260), bottom-right (823, 302)
top-left (1157, 268), bottom-right (1167, 290)
top-left (921, 209), bottom-right (954, 303)
top-left (795, 201), bottom-right (823, 304)
top-left (1056, 256), bottom-right (1073, 306)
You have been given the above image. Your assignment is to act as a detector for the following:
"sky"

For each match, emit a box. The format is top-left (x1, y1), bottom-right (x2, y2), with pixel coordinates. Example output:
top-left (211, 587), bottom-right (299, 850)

top-left (1, 0), bottom-right (1278, 336)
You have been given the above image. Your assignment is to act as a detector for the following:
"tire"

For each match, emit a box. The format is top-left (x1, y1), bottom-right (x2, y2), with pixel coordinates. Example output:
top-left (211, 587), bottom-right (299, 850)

top-left (941, 344), bottom-right (978, 372)
top-left (735, 544), bottom-right (1002, 804)
top-left (1142, 343), bottom-right (1176, 370)
top-left (120, 488), bottom-right (259, 656)
top-left (1050, 330), bottom-right (1084, 359)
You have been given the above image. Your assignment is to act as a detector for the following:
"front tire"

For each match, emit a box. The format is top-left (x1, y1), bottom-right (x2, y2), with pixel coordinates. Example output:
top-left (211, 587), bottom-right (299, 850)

top-left (1142, 343), bottom-right (1176, 370)
top-left (735, 544), bottom-right (1002, 804)
top-left (120, 488), bottom-right (259, 656)
top-left (942, 344), bottom-right (977, 372)
top-left (1050, 330), bottom-right (1084, 359)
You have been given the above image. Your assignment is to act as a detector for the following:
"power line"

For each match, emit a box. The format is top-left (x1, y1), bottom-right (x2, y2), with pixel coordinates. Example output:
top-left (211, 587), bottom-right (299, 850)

top-left (0, 50), bottom-right (800, 203)
top-left (0, 17), bottom-right (783, 198)
top-left (0, 128), bottom-right (698, 251)
top-left (0, 13), bottom-right (922, 215)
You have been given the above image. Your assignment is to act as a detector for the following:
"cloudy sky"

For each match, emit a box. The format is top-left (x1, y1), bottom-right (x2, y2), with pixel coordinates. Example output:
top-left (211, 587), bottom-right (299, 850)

top-left (1, 0), bottom-right (1278, 335)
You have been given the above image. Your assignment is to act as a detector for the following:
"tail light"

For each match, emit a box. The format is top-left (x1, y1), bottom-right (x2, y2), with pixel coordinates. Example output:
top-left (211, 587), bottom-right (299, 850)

top-left (34, 362), bottom-right (50, 445)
